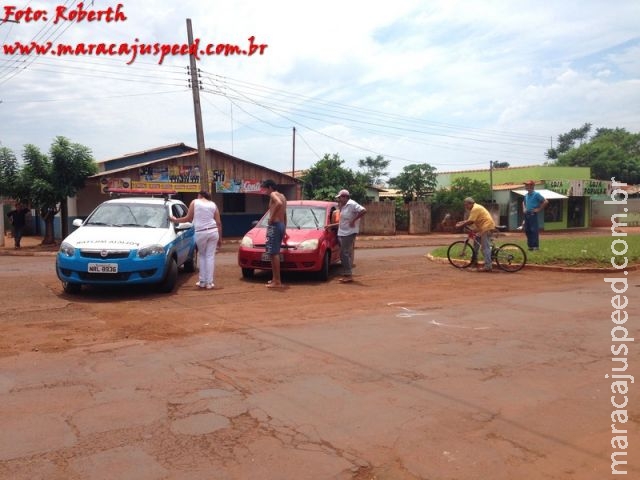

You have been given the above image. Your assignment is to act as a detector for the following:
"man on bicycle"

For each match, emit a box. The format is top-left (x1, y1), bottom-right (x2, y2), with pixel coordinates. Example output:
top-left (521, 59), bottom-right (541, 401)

top-left (456, 197), bottom-right (496, 272)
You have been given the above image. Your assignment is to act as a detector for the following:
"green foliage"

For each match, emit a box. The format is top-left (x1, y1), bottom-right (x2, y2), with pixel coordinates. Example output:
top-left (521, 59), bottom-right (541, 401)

top-left (548, 125), bottom-right (640, 184)
top-left (358, 154), bottom-right (390, 186)
top-left (431, 234), bottom-right (640, 268)
top-left (431, 177), bottom-right (492, 226)
top-left (0, 147), bottom-right (19, 197)
top-left (546, 123), bottom-right (592, 159)
top-left (2, 137), bottom-right (97, 243)
top-left (389, 163), bottom-right (437, 201)
top-left (50, 136), bottom-right (97, 198)
top-left (491, 161), bottom-right (510, 169)
top-left (394, 197), bottom-right (409, 231)
top-left (301, 153), bottom-right (368, 203)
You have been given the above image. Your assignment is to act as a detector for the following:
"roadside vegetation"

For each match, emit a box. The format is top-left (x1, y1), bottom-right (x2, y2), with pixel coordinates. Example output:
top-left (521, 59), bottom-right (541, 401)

top-left (431, 234), bottom-right (640, 268)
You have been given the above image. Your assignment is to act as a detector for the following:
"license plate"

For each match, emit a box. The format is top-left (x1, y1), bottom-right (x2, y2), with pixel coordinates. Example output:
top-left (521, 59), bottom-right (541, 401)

top-left (261, 253), bottom-right (283, 262)
top-left (88, 263), bottom-right (118, 273)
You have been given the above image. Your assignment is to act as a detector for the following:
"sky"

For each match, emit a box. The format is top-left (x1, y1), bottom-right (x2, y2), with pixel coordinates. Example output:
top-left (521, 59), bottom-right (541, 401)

top-left (1, 0), bottom-right (639, 180)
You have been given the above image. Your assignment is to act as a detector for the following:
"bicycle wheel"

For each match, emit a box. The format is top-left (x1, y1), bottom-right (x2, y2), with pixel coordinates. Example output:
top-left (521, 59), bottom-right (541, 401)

top-left (447, 240), bottom-right (475, 269)
top-left (495, 243), bottom-right (527, 272)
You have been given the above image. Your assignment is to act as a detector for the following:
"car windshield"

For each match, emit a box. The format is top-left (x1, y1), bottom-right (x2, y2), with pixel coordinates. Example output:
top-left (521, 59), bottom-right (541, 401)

top-left (258, 206), bottom-right (327, 229)
top-left (85, 203), bottom-right (169, 228)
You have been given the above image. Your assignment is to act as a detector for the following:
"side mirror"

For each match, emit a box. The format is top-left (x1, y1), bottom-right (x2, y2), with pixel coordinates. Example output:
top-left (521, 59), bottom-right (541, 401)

top-left (175, 222), bottom-right (193, 231)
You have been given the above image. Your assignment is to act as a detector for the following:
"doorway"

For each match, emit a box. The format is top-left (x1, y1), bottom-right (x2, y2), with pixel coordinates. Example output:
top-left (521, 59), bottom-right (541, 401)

top-left (568, 197), bottom-right (585, 228)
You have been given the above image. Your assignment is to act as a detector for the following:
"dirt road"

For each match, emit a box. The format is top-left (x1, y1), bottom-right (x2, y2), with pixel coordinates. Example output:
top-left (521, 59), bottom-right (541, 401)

top-left (0, 243), bottom-right (638, 479)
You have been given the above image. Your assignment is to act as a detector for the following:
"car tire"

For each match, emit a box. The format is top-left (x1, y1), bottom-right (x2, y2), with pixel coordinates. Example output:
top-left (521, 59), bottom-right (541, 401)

top-left (62, 282), bottom-right (82, 294)
top-left (183, 247), bottom-right (197, 273)
top-left (241, 268), bottom-right (254, 279)
top-left (317, 250), bottom-right (330, 281)
top-left (158, 258), bottom-right (178, 293)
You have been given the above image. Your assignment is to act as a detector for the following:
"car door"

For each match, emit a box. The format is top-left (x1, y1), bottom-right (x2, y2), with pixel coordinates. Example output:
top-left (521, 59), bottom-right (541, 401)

top-left (326, 206), bottom-right (341, 263)
top-left (171, 203), bottom-right (194, 265)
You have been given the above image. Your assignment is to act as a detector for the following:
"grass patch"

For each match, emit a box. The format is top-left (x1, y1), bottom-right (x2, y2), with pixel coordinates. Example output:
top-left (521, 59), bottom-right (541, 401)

top-left (431, 234), bottom-right (640, 268)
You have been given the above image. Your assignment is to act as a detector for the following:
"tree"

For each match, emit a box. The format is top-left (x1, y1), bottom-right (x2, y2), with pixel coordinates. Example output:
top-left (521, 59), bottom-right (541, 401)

top-left (358, 154), bottom-right (390, 186)
top-left (0, 147), bottom-right (19, 198)
top-left (50, 136), bottom-right (97, 238)
top-left (301, 153), bottom-right (368, 203)
top-left (431, 177), bottom-right (492, 227)
top-left (17, 137), bottom-right (97, 244)
top-left (546, 123), bottom-right (592, 159)
top-left (549, 126), bottom-right (640, 184)
top-left (388, 163), bottom-right (437, 202)
top-left (491, 161), bottom-right (510, 169)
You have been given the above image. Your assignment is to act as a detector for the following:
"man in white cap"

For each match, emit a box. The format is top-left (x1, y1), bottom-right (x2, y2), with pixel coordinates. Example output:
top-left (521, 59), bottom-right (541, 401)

top-left (335, 189), bottom-right (366, 283)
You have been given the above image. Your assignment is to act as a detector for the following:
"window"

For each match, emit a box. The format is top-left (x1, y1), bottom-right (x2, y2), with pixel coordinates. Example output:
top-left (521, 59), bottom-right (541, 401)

top-left (223, 193), bottom-right (246, 213)
top-left (544, 200), bottom-right (563, 223)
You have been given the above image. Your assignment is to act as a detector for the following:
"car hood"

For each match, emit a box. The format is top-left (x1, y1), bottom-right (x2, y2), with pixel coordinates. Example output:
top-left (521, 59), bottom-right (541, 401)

top-left (247, 227), bottom-right (325, 246)
top-left (62, 226), bottom-right (173, 250)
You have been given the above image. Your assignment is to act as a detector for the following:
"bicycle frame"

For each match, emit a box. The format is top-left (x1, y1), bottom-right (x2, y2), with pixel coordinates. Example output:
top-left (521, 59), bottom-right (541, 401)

top-left (447, 226), bottom-right (527, 272)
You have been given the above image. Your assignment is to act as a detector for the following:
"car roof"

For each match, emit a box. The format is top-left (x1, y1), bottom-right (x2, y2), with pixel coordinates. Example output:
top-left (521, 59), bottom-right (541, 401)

top-left (286, 200), bottom-right (337, 207)
top-left (103, 197), bottom-right (183, 205)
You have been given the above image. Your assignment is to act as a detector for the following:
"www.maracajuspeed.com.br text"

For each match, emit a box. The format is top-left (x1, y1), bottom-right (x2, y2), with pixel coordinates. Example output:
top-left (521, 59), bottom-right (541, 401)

top-left (2, 36), bottom-right (268, 65)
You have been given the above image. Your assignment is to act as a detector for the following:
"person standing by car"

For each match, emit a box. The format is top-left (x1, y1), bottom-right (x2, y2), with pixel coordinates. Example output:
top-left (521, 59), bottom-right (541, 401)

top-left (456, 197), bottom-right (496, 272)
top-left (261, 179), bottom-right (287, 289)
top-left (335, 189), bottom-right (366, 283)
top-left (169, 190), bottom-right (222, 290)
top-left (7, 202), bottom-right (30, 249)
top-left (522, 180), bottom-right (548, 251)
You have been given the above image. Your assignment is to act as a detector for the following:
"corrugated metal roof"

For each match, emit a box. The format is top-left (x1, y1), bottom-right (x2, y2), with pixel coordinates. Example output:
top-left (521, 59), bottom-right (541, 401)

top-left (91, 151), bottom-right (197, 177)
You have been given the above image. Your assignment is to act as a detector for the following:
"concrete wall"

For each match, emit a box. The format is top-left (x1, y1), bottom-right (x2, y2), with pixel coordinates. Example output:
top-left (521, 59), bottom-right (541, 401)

top-left (408, 201), bottom-right (431, 234)
top-left (360, 202), bottom-right (395, 235)
top-left (591, 198), bottom-right (640, 227)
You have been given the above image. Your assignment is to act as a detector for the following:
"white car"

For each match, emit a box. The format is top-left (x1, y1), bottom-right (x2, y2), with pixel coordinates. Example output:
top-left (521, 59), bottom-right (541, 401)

top-left (56, 196), bottom-right (196, 294)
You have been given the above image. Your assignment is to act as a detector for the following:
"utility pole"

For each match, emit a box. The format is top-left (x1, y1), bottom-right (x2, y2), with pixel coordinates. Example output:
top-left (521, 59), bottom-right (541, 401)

top-left (292, 127), bottom-right (296, 177)
top-left (489, 161), bottom-right (494, 204)
top-left (186, 18), bottom-right (208, 193)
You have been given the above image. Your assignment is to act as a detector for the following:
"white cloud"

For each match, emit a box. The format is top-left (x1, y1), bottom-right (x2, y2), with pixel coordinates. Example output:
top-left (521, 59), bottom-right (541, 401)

top-left (1, 0), bottom-right (639, 176)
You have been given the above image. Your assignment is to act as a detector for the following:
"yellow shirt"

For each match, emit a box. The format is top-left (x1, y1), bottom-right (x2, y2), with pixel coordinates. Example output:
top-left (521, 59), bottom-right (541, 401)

top-left (467, 203), bottom-right (496, 234)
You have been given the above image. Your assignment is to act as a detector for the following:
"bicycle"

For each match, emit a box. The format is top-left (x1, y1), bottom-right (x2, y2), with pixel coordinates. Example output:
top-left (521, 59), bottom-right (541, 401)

top-left (446, 226), bottom-right (527, 272)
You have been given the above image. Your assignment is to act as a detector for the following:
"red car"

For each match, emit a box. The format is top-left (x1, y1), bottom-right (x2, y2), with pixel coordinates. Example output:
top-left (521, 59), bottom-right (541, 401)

top-left (238, 200), bottom-right (342, 281)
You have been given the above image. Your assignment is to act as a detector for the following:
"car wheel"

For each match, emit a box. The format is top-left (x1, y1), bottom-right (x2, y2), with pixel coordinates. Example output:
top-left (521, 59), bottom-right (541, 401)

top-left (183, 247), bottom-right (197, 273)
top-left (62, 282), bottom-right (82, 294)
top-left (241, 268), bottom-right (254, 279)
top-left (317, 251), bottom-right (330, 281)
top-left (158, 258), bottom-right (178, 293)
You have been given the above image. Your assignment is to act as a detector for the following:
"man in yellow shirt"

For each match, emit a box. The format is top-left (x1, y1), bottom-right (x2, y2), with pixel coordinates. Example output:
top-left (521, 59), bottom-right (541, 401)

top-left (456, 197), bottom-right (496, 272)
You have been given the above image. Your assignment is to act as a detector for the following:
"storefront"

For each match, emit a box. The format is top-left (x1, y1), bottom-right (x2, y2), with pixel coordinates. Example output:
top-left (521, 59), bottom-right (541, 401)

top-left (71, 143), bottom-right (300, 238)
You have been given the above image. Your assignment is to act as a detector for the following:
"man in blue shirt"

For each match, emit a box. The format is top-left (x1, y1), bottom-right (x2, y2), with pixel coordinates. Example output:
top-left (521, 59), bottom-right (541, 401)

top-left (522, 181), bottom-right (548, 251)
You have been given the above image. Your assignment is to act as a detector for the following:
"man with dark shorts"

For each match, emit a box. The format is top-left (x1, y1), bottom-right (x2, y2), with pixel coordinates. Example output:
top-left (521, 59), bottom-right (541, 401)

top-left (7, 202), bottom-right (30, 249)
top-left (261, 179), bottom-right (287, 288)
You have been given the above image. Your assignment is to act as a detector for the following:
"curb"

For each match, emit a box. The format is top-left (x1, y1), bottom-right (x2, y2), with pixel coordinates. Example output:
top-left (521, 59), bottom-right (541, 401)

top-left (425, 253), bottom-right (639, 273)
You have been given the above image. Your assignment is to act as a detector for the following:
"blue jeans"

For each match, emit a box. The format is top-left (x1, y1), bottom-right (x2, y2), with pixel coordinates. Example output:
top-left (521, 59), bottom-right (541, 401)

top-left (524, 212), bottom-right (539, 249)
top-left (474, 231), bottom-right (493, 270)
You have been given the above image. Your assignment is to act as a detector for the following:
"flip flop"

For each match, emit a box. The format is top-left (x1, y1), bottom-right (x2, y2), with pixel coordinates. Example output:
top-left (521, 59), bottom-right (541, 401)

top-left (266, 283), bottom-right (285, 289)
top-left (338, 277), bottom-right (353, 283)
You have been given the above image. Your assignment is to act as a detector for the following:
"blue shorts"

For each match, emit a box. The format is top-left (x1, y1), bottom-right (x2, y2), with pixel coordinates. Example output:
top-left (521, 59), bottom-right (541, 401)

top-left (265, 222), bottom-right (285, 255)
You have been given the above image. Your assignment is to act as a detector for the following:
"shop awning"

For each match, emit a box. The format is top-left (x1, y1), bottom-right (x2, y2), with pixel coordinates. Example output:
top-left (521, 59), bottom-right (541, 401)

top-left (512, 189), bottom-right (569, 199)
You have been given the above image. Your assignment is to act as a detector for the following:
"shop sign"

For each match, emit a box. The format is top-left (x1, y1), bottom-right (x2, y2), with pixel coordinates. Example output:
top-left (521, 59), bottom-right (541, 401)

top-left (545, 179), bottom-right (612, 196)
top-left (215, 179), bottom-right (263, 194)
